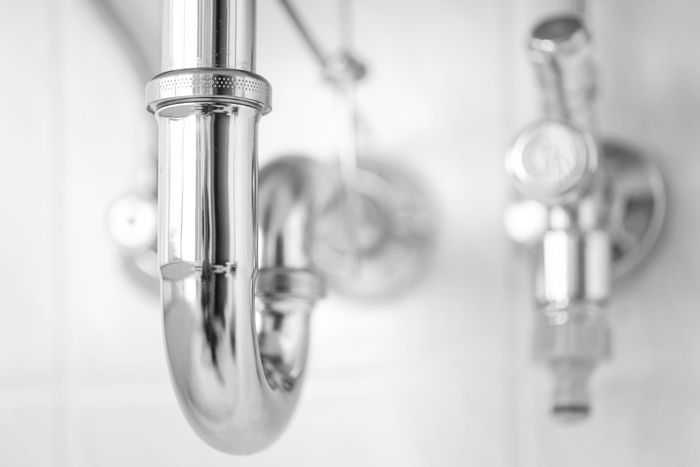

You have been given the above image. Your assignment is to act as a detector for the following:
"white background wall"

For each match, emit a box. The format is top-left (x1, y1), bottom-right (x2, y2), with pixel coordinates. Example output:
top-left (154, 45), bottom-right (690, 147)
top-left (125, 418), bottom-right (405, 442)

top-left (1, 0), bottom-right (699, 466)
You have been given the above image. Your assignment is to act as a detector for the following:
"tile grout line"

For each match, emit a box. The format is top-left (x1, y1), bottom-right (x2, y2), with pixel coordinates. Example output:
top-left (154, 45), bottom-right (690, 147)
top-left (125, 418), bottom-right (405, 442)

top-left (497, 0), bottom-right (520, 465)
top-left (46, 0), bottom-right (69, 465)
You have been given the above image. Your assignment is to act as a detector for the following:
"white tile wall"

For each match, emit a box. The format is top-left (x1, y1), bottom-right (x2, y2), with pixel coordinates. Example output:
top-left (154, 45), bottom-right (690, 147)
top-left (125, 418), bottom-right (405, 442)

top-left (0, 0), bottom-right (698, 466)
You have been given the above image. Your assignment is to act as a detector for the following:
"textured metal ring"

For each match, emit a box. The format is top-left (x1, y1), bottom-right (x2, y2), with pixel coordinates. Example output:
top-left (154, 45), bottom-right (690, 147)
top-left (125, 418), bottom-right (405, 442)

top-left (146, 68), bottom-right (272, 114)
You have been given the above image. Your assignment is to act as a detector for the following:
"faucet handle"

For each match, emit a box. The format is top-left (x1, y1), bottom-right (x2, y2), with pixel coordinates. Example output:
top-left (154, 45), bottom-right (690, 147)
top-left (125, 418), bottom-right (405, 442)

top-left (506, 120), bottom-right (598, 205)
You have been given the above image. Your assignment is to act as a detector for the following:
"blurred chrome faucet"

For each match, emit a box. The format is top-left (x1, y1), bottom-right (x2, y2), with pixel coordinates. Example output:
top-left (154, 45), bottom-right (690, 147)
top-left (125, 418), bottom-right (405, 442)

top-left (146, 0), bottom-right (322, 454)
top-left (505, 14), bottom-right (665, 420)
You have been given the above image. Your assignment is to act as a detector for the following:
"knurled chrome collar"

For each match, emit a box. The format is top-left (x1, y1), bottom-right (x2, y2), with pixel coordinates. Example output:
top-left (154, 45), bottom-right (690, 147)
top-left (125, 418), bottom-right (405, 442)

top-left (146, 68), bottom-right (272, 114)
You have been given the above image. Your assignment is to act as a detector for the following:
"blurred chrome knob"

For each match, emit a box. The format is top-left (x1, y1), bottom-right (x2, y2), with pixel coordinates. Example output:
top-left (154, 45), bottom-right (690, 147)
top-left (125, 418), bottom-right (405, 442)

top-left (506, 120), bottom-right (598, 204)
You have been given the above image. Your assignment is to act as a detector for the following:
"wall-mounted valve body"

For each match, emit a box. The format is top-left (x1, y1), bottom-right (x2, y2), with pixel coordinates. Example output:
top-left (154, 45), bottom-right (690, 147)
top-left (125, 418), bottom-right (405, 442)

top-left (507, 120), bottom-right (611, 419)
top-left (505, 14), bottom-right (665, 420)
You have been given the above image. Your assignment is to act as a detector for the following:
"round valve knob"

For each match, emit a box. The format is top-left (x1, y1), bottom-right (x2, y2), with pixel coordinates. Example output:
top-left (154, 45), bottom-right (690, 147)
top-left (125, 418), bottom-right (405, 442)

top-left (107, 193), bottom-right (157, 254)
top-left (506, 120), bottom-right (598, 204)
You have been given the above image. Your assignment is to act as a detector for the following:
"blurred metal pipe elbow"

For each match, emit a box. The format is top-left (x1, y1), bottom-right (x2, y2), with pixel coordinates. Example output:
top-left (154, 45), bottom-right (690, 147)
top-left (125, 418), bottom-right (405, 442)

top-left (258, 156), bottom-right (331, 306)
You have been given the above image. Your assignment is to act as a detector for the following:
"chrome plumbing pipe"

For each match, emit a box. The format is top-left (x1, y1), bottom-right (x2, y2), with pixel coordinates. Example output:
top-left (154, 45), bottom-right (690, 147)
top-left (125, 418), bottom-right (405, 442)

top-left (161, 0), bottom-right (255, 72)
top-left (146, 0), bottom-right (321, 454)
top-left (258, 156), bottom-right (331, 309)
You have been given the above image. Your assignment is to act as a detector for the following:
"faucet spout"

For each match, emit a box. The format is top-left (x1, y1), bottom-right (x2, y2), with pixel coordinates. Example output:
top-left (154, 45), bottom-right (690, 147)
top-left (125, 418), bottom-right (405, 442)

top-left (146, 0), bottom-right (312, 454)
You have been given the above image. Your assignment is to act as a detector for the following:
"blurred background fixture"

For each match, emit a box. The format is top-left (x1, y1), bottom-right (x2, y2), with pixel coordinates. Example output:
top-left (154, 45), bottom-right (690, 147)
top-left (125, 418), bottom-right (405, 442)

top-left (1, 0), bottom-right (700, 466)
top-left (504, 13), bottom-right (665, 420)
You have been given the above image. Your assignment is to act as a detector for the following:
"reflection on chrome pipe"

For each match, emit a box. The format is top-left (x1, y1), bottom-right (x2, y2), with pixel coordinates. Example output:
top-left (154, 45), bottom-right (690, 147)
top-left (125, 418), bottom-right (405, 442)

top-left (259, 156), bottom-right (335, 272)
top-left (162, 0), bottom-right (256, 72)
top-left (146, 0), bottom-right (313, 455)
top-left (257, 157), bottom-right (328, 362)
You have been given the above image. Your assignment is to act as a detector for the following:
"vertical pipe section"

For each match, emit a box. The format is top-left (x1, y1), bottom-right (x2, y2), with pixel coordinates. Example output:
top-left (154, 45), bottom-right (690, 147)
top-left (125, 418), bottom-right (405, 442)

top-left (147, 0), bottom-right (307, 454)
top-left (162, 0), bottom-right (255, 71)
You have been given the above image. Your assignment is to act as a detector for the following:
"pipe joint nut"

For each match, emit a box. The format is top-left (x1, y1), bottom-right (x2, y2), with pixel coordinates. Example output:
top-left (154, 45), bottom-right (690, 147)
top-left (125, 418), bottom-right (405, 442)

top-left (146, 68), bottom-right (272, 113)
top-left (257, 268), bottom-right (326, 306)
top-left (534, 305), bottom-right (610, 363)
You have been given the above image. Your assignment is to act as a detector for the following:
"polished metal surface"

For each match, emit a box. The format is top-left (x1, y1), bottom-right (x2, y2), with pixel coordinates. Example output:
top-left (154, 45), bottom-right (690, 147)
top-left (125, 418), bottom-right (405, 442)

top-left (507, 124), bottom-right (611, 418)
top-left (602, 141), bottom-right (666, 278)
top-left (506, 121), bottom-right (598, 204)
top-left (162, 0), bottom-right (256, 72)
top-left (258, 155), bottom-right (332, 301)
top-left (511, 14), bottom-right (666, 278)
top-left (156, 101), bottom-right (302, 454)
top-left (506, 13), bottom-right (665, 420)
top-left (147, 0), bottom-right (315, 454)
top-left (146, 69), bottom-right (271, 114)
top-left (534, 304), bottom-right (609, 420)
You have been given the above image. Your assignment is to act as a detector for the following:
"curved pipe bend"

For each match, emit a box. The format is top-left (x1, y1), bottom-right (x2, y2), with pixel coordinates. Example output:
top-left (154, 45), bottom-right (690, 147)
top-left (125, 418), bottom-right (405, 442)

top-left (152, 0), bottom-right (332, 454)
top-left (256, 155), bottom-right (333, 405)
top-left (159, 141), bottom-right (329, 454)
